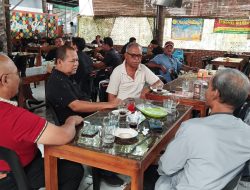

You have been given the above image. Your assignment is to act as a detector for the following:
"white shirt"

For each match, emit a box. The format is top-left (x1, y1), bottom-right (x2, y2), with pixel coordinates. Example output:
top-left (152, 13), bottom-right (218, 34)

top-left (156, 114), bottom-right (250, 190)
top-left (106, 62), bottom-right (159, 100)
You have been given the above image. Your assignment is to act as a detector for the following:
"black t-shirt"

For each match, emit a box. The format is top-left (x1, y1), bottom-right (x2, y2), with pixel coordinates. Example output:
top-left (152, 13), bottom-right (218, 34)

top-left (46, 69), bottom-right (91, 124)
top-left (45, 48), bottom-right (57, 61)
top-left (71, 51), bottom-right (93, 97)
top-left (103, 48), bottom-right (122, 69)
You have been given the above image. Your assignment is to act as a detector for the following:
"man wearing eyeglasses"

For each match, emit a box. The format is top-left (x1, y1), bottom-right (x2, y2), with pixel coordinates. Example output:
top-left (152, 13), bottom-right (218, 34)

top-left (106, 42), bottom-right (163, 101)
top-left (0, 53), bottom-right (84, 190)
top-left (147, 41), bottom-right (196, 82)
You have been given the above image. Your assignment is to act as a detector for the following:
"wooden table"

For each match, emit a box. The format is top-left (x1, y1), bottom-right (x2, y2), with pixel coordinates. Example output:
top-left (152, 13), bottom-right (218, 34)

top-left (146, 75), bottom-right (208, 117)
top-left (44, 103), bottom-right (193, 190)
top-left (26, 45), bottom-right (56, 66)
top-left (18, 73), bottom-right (50, 107)
top-left (211, 57), bottom-right (245, 71)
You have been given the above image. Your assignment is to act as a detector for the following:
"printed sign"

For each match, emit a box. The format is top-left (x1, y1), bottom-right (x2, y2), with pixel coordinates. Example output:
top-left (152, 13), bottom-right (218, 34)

top-left (171, 18), bottom-right (204, 41)
top-left (214, 19), bottom-right (250, 34)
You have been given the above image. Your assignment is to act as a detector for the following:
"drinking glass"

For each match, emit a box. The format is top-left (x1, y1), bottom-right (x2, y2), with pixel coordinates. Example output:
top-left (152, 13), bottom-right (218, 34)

top-left (163, 99), bottom-right (173, 113)
top-left (127, 98), bottom-right (136, 113)
top-left (101, 116), bottom-right (115, 144)
top-left (127, 114), bottom-right (140, 129)
top-left (171, 96), bottom-right (180, 112)
top-left (182, 80), bottom-right (190, 92)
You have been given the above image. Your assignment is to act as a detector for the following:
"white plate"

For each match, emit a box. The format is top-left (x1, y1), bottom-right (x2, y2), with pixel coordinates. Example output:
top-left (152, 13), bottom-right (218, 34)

top-left (114, 128), bottom-right (138, 139)
top-left (152, 88), bottom-right (168, 94)
top-left (111, 109), bottom-right (131, 116)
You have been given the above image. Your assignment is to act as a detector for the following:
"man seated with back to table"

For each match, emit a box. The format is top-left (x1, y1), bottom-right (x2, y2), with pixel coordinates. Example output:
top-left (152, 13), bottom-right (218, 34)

top-left (147, 41), bottom-right (197, 82)
top-left (154, 68), bottom-right (250, 190)
top-left (106, 42), bottom-right (163, 101)
top-left (0, 53), bottom-right (84, 190)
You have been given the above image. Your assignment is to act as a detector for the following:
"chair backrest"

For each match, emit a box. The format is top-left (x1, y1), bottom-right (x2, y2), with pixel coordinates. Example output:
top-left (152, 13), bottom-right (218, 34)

top-left (233, 98), bottom-right (250, 125)
top-left (222, 170), bottom-right (242, 190)
top-left (99, 80), bottom-right (109, 102)
top-left (0, 146), bottom-right (30, 190)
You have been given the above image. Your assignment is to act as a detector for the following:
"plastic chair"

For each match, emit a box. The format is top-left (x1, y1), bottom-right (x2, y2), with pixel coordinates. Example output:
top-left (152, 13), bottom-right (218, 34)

top-left (25, 99), bottom-right (46, 112)
top-left (98, 80), bottom-right (109, 102)
top-left (222, 170), bottom-right (243, 190)
top-left (173, 49), bottom-right (184, 63)
top-left (0, 146), bottom-right (30, 190)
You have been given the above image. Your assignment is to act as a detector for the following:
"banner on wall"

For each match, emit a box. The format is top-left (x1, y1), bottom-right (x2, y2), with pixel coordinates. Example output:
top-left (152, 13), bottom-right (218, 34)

top-left (214, 19), bottom-right (250, 34)
top-left (171, 18), bottom-right (204, 41)
top-left (11, 10), bottom-right (58, 39)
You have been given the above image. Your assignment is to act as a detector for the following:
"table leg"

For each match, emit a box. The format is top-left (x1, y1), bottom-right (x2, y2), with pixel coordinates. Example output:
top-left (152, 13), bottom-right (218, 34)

top-left (131, 170), bottom-right (143, 190)
top-left (44, 154), bottom-right (58, 190)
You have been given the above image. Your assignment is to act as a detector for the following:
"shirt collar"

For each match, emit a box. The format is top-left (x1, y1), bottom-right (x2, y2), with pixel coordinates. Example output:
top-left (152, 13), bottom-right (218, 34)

top-left (0, 96), bottom-right (18, 106)
top-left (122, 61), bottom-right (142, 75)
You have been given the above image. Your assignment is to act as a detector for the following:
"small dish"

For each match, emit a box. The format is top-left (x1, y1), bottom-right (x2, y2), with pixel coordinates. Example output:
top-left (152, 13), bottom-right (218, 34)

top-left (151, 88), bottom-right (168, 94)
top-left (111, 109), bottom-right (131, 116)
top-left (115, 128), bottom-right (138, 139)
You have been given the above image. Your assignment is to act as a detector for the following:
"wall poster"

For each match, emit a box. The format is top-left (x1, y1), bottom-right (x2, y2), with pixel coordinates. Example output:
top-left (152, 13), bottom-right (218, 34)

top-left (11, 10), bottom-right (58, 39)
top-left (171, 18), bottom-right (204, 41)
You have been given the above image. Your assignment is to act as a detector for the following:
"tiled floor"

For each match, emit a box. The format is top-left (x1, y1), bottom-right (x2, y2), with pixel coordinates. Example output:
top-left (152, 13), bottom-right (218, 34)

top-left (32, 82), bottom-right (130, 190)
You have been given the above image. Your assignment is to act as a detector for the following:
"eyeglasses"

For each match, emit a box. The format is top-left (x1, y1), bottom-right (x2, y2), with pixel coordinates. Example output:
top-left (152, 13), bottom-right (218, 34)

top-left (126, 52), bottom-right (143, 59)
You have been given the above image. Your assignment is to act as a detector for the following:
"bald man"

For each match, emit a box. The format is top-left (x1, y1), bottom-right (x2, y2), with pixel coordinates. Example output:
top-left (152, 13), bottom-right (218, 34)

top-left (0, 54), bottom-right (84, 190)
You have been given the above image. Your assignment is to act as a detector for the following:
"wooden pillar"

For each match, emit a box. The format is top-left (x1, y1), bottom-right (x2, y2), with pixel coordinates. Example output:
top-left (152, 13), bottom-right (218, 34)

top-left (4, 0), bottom-right (11, 54)
top-left (42, 0), bottom-right (47, 13)
top-left (155, 5), bottom-right (165, 47)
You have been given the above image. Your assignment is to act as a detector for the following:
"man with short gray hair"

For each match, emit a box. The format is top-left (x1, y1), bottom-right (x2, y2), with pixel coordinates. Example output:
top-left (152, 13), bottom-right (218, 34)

top-left (107, 42), bottom-right (163, 101)
top-left (155, 68), bottom-right (250, 190)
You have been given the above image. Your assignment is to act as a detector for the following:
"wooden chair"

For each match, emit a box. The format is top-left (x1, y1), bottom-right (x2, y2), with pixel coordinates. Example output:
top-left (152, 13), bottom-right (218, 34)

top-left (0, 146), bottom-right (30, 190)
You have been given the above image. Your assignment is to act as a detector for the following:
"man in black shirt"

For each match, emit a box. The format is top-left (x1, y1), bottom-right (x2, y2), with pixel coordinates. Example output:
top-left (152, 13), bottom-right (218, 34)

top-left (94, 37), bottom-right (122, 70)
top-left (71, 37), bottom-right (93, 99)
top-left (46, 45), bottom-right (120, 125)
top-left (147, 39), bottom-right (163, 59)
top-left (120, 37), bottom-right (136, 55)
top-left (45, 37), bottom-right (64, 61)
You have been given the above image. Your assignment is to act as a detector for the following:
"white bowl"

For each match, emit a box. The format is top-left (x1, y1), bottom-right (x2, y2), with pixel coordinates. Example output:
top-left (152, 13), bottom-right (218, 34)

top-left (114, 128), bottom-right (138, 139)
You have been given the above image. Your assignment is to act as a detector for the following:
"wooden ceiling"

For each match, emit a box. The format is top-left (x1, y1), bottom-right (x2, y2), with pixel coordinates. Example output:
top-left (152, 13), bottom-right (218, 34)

top-left (92, 0), bottom-right (250, 18)
top-left (47, 0), bottom-right (78, 8)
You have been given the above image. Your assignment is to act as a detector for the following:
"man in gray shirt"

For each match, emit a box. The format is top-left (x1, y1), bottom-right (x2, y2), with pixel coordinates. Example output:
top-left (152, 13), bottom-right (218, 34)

top-left (155, 68), bottom-right (250, 190)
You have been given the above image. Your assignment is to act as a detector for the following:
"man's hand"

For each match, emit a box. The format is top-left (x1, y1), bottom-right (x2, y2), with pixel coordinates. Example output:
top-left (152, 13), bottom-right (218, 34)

top-left (160, 65), bottom-right (167, 74)
top-left (140, 88), bottom-right (150, 99)
top-left (110, 98), bottom-right (122, 108)
top-left (65, 116), bottom-right (83, 126)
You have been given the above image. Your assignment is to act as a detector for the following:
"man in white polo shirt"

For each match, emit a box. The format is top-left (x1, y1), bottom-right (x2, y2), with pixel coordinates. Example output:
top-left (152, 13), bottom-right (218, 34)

top-left (107, 42), bottom-right (163, 101)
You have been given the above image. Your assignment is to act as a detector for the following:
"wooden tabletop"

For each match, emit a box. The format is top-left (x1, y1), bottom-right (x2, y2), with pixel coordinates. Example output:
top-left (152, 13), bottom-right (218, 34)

top-left (44, 102), bottom-right (193, 190)
top-left (211, 57), bottom-right (245, 70)
top-left (146, 74), bottom-right (208, 117)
